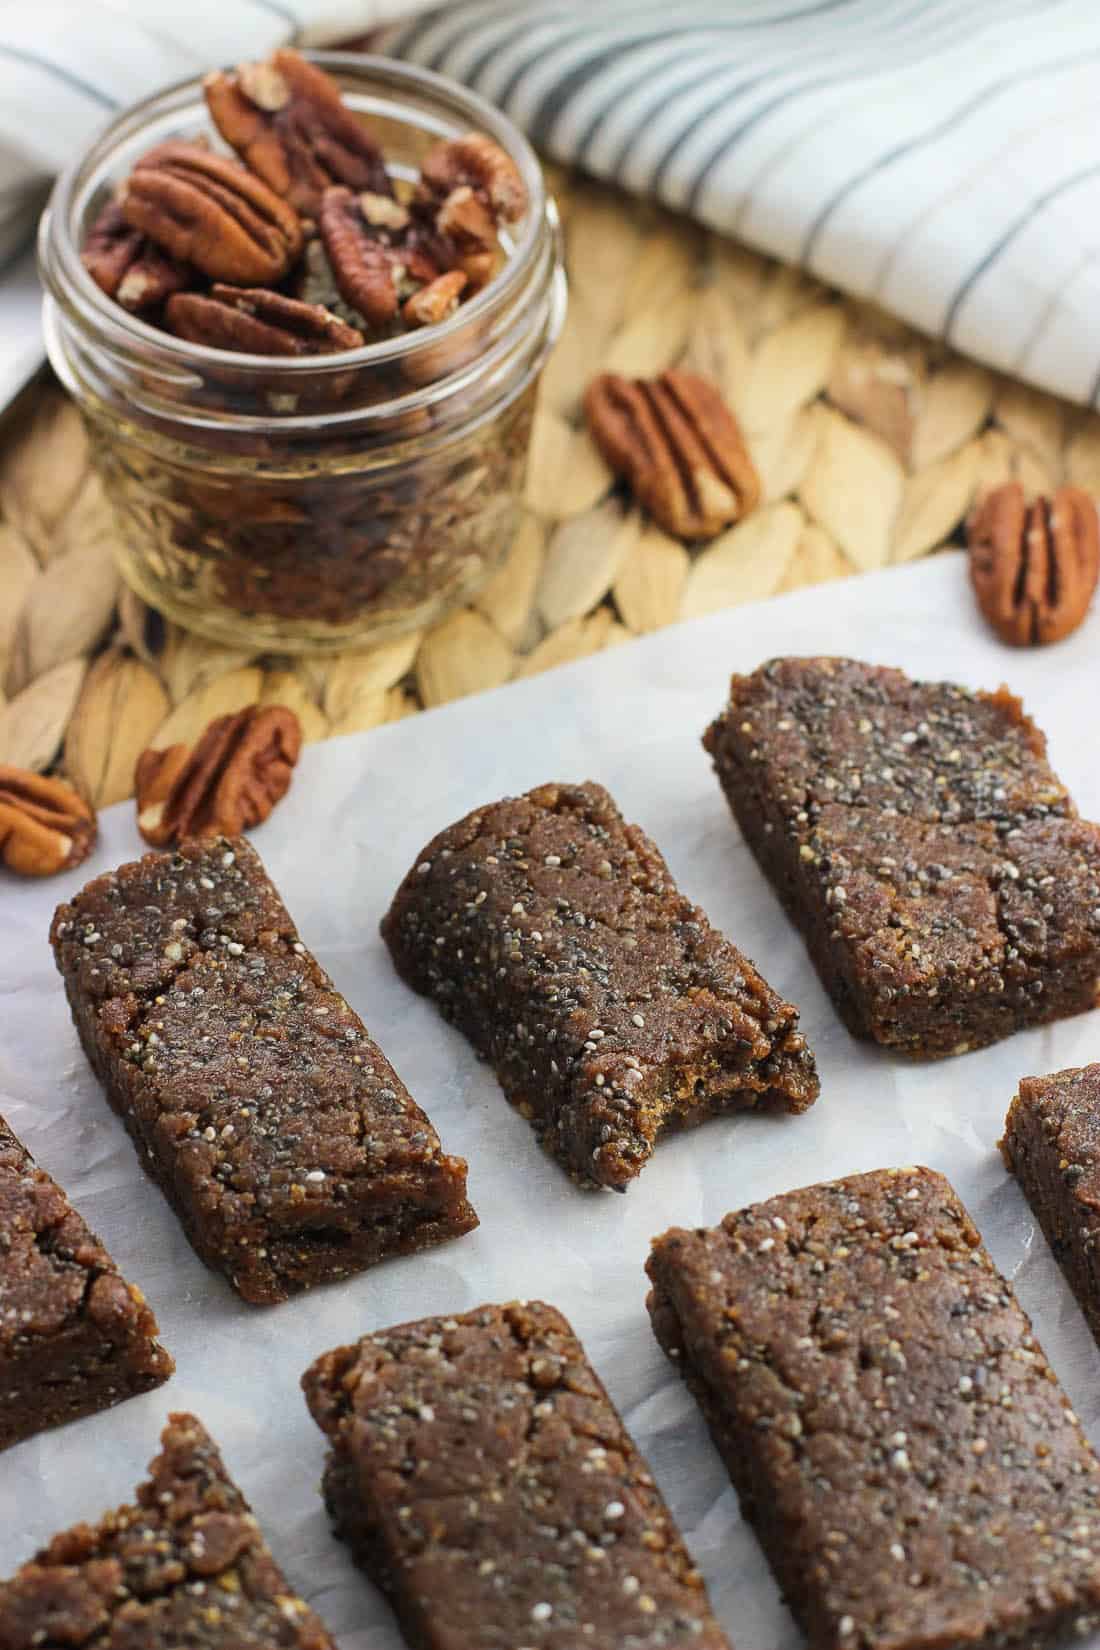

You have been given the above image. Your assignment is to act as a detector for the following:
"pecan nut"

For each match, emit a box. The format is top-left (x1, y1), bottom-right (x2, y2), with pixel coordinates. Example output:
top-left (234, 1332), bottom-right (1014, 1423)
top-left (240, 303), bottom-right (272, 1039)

top-left (403, 270), bottom-right (467, 329)
top-left (82, 200), bottom-right (189, 311)
top-left (166, 285), bottom-right (363, 355)
top-left (0, 767), bottom-right (97, 878)
top-left (419, 133), bottom-right (527, 225)
top-left (122, 141), bottom-right (303, 286)
top-left (204, 48), bottom-right (390, 217)
top-left (417, 134), bottom-right (527, 293)
top-left (968, 482), bottom-right (1100, 646)
top-left (318, 187), bottom-right (400, 326)
top-left (134, 705), bottom-right (302, 848)
top-left (584, 368), bottom-right (761, 540)
top-left (316, 186), bottom-right (454, 329)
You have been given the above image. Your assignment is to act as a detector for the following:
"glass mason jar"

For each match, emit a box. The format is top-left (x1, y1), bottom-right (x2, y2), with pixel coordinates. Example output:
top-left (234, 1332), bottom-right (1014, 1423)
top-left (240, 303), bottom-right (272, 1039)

top-left (39, 55), bottom-right (566, 653)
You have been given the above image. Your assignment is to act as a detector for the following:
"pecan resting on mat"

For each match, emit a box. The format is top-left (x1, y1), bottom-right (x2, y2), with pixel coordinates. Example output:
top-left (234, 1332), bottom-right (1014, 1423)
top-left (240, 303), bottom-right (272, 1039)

top-left (585, 367), bottom-right (761, 540)
top-left (135, 705), bottom-right (301, 847)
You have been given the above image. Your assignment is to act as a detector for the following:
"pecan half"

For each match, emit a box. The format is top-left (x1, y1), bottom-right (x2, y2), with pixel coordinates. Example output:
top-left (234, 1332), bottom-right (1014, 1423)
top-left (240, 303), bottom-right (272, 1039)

top-left (415, 134), bottom-right (525, 295)
top-left (204, 48), bottom-right (390, 217)
top-left (82, 200), bottom-right (189, 311)
top-left (968, 482), bottom-right (1100, 646)
top-left (420, 133), bottom-right (527, 225)
top-left (584, 368), bottom-right (761, 540)
top-left (318, 187), bottom-right (403, 326)
top-left (403, 270), bottom-right (467, 328)
top-left (134, 705), bottom-right (302, 848)
top-left (166, 285), bottom-right (363, 355)
top-left (122, 141), bottom-right (303, 285)
top-left (0, 767), bottom-right (97, 878)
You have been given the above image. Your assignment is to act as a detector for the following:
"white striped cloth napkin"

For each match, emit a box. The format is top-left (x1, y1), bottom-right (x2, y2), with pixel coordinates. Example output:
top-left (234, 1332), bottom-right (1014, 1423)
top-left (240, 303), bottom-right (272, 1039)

top-left (385, 0), bottom-right (1100, 409)
top-left (4, 0), bottom-right (1100, 411)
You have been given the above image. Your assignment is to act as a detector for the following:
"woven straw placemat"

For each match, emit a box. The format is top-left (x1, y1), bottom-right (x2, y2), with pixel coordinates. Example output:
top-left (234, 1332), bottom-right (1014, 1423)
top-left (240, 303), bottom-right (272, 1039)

top-left (2, 165), bottom-right (1097, 806)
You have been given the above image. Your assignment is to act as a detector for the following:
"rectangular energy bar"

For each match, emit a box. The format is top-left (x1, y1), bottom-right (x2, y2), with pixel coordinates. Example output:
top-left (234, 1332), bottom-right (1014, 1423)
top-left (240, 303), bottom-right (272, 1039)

top-left (648, 1166), bottom-right (1100, 1650)
top-left (704, 657), bottom-right (1100, 1056)
top-left (302, 1299), bottom-right (731, 1650)
top-left (50, 835), bottom-right (476, 1305)
top-left (381, 780), bottom-right (818, 1189)
top-left (0, 1112), bottom-right (171, 1451)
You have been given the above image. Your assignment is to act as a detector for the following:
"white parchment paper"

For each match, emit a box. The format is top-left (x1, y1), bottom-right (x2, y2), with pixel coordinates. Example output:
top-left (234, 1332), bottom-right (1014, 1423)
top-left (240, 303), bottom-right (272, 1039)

top-left (3, 551), bottom-right (1100, 1649)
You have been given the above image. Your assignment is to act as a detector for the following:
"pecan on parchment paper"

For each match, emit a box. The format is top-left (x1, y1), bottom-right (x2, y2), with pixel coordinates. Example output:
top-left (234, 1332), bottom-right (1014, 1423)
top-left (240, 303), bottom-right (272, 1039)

top-left (166, 285), bottom-right (363, 355)
top-left (121, 141), bottom-right (303, 286)
top-left (585, 367), bottom-right (761, 540)
top-left (968, 481), bottom-right (1100, 646)
top-left (204, 47), bottom-right (391, 217)
top-left (135, 705), bottom-right (302, 848)
top-left (0, 768), bottom-right (97, 877)
top-left (82, 199), bottom-right (190, 312)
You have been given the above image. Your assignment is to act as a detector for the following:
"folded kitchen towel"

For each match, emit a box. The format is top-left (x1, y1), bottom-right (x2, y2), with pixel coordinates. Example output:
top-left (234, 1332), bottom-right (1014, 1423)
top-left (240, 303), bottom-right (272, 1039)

top-left (385, 0), bottom-right (1100, 409)
top-left (3, 0), bottom-right (1100, 409)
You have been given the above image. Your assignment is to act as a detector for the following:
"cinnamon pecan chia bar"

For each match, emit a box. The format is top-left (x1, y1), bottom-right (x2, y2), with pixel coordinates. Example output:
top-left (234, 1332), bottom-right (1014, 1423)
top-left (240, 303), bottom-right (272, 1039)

top-left (0, 1413), bottom-right (334, 1650)
top-left (302, 1300), bottom-right (732, 1649)
top-left (648, 1167), bottom-right (1100, 1650)
top-left (0, 1113), bottom-right (171, 1452)
top-left (50, 836), bottom-right (476, 1305)
top-left (1003, 1063), bottom-right (1100, 1350)
top-left (704, 657), bottom-right (1100, 1056)
top-left (381, 780), bottom-right (818, 1190)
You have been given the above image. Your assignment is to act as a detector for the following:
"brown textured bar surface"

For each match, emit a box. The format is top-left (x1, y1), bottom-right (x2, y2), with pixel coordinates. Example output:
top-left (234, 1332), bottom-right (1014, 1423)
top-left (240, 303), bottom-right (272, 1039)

top-left (648, 1166), bottom-right (1100, 1650)
top-left (381, 779), bottom-right (818, 1190)
top-left (1003, 1063), bottom-right (1100, 1349)
top-left (704, 656), bottom-right (1100, 1057)
top-left (0, 1112), bottom-right (171, 1452)
top-left (0, 1412), bottom-right (335, 1650)
top-left (50, 835), bottom-right (476, 1305)
top-left (302, 1299), bottom-right (732, 1650)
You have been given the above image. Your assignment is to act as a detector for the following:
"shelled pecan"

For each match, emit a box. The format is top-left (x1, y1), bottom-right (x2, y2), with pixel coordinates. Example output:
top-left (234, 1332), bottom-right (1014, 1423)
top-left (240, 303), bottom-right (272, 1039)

top-left (317, 186), bottom-right (455, 328)
top-left (968, 481), bottom-right (1100, 646)
top-left (420, 133), bottom-right (527, 224)
top-left (166, 285), bottom-right (363, 355)
top-left (403, 270), bottom-right (468, 329)
top-left (416, 134), bottom-right (527, 293)
top-left (585, 368), bottom-right (761, 540)
top-left (84, 52), bottom-right (526, 355)
top-left (0, 767), bottom-right (97, 877)
top-left (318, 187), bottom-right (402, 326)
top-left (204, 48), bottom-right (390, 216)
top-left (121, 141), bottom-right (303, 285)
top-left (82, 200), bottom-right (189, 311)
top-left (134, 705), bottom-right (302, 848)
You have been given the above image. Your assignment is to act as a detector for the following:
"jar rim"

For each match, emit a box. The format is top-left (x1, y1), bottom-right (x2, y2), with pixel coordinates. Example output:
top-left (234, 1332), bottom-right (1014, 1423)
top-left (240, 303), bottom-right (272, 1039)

top-left (39, 50), bottom-right (549, 381)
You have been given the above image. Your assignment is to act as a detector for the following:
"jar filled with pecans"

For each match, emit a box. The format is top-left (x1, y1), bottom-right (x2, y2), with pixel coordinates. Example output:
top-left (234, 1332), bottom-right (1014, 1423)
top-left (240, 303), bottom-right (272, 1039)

top-left (39, 53), bottom-right (565, 653)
